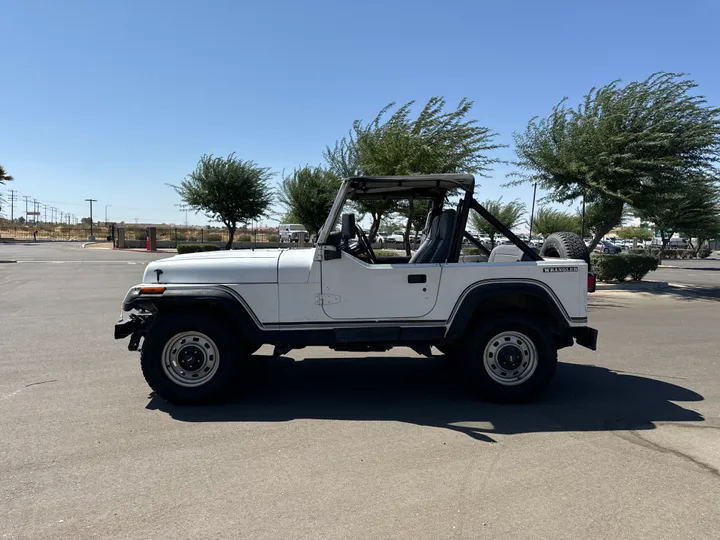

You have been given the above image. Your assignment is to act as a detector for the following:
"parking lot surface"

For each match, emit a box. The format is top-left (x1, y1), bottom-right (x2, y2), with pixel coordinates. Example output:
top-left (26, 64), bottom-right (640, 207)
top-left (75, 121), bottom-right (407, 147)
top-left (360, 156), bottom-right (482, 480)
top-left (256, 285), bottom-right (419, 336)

top-left (1, 243), bottom-right (719, 539)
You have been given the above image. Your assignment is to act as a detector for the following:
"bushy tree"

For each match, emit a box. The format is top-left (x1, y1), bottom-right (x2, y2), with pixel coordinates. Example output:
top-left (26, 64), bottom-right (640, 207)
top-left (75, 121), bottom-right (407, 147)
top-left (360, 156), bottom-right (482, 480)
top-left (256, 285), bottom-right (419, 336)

top-left (171, 154), bottom-right (273, 249)
top-left (278, 166), bottom-right (340, 235)
top-left (512, 73), bottom-right (720, 250)
top-left (642, 178), bottom-right (720, 255)
top-left (471, 198), bottom-right (526, 248)
top-left (0, 165), bottom-right (13, 184)
top-left (616, 226), bottom-right (653, 241)
top-left (326, 97), bottom-right (503, 252)
top-left (531, 207), bottom-right (580, 236)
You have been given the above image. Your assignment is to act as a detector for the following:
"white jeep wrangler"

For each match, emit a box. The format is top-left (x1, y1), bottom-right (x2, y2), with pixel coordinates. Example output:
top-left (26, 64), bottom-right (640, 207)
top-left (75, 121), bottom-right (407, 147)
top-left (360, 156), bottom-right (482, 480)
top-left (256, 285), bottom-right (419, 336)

top-left (115, 174), bottom-right (597, 404)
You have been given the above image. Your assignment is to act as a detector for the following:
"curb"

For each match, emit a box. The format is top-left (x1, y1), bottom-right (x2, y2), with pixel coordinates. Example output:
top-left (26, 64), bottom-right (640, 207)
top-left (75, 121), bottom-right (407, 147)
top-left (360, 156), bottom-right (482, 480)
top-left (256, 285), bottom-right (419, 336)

top-left (81, 242), bottom-right (97, 248)
top-left (596, 280), bottom-right (669, 291)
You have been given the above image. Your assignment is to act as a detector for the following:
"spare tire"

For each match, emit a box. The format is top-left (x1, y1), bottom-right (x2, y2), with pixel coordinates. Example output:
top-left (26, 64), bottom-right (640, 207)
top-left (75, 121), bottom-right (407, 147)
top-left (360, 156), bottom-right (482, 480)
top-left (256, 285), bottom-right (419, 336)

top-left (540, 232), bottom-right (590, 264)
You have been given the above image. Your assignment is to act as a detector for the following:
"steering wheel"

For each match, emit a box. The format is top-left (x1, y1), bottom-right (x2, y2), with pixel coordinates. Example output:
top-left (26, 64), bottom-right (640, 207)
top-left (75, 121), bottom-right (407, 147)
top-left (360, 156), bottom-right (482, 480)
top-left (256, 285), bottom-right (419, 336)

top-left (352, 223), bottom-right (376, 263)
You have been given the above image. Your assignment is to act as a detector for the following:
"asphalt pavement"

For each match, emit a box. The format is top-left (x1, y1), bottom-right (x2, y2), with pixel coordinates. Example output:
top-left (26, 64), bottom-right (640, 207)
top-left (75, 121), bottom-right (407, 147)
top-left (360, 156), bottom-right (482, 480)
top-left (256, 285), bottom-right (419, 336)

top-left (1, 243), bottom-right (719, 540)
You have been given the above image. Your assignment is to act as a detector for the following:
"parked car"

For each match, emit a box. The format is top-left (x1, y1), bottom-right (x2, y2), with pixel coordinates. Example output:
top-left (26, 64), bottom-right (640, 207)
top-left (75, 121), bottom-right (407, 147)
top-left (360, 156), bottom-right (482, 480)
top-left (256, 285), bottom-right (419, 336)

top-left (279, 224), bottom-right (310, 243)
top-left (595, 240), bottom-right (622, 254)
top-left (385, 230), bottom-right (405, 244)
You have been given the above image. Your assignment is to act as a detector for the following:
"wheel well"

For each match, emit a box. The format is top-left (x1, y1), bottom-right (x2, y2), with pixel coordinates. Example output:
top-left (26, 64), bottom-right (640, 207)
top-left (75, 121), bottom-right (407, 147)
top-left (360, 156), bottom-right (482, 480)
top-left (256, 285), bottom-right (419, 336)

top-left (446, 290), bottom-right (569, 346)
top-left (151, 299), bottom-right (258, 343)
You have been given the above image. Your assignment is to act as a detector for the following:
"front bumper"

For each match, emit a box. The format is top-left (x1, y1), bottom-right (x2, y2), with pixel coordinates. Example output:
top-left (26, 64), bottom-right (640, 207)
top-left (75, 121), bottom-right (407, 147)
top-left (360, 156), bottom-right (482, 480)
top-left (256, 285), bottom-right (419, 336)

top-left (114, 317), bottom-right (143, 339)
top-left (571, 326), bottom-right (598, 351)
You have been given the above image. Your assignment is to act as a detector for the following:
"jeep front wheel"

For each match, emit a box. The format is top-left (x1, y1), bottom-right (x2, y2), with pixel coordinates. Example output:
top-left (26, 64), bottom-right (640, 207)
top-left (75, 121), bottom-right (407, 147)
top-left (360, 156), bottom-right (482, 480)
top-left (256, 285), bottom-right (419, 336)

top-left (461, 315), bottom-right (557, 402)
top-left (141, 313), bottom-right (241, 404)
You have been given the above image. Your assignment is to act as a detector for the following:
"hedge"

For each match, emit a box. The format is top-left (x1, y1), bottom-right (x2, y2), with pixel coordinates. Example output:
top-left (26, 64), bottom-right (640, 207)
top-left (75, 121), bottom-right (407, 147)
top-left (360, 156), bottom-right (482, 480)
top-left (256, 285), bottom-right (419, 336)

top-left (627, 247), bottom-right (713, 259)
top-left (177, 244), bottom-right (222, 254)
top-left (590, 253), bottom-right (659, 282)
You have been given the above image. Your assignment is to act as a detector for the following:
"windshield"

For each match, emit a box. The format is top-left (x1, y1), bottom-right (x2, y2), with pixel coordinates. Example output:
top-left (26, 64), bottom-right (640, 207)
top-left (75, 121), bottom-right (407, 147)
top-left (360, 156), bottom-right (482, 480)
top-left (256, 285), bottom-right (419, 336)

top-left (288, 225), bottom-right (306, 231)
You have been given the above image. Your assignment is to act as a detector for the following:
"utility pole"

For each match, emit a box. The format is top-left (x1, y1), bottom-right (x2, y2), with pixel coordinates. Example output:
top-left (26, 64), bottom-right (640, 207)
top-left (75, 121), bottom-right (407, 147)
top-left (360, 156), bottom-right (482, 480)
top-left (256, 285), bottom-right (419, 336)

top-left (9, 190), bottom-right (15, 222)
top-left (43, 204), bottom-right (48, 223)
top-left (23, 196), bottom-right (31, 222)
top-left (105, 204), bottom-right (111, 224)
top-left (33, 200), bottom-right (39, 224)
top-left (85, 198), bottom-right (97, 239)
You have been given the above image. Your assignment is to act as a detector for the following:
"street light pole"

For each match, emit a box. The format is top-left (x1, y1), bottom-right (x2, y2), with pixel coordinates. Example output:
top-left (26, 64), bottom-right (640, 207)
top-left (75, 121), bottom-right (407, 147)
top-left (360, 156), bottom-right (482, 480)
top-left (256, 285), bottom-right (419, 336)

top-left (105, 204), bottom-right (111, 224)
top-left (85, 199), bottom-right (98, 240)
top-left (528, 183), bottom-right (537, 240)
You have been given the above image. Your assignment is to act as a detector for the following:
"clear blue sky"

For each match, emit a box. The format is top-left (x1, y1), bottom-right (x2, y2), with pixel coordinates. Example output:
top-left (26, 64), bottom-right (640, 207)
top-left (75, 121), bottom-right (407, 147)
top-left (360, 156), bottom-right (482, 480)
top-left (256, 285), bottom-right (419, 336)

top-left (2, 0), bottom-right (719, 226)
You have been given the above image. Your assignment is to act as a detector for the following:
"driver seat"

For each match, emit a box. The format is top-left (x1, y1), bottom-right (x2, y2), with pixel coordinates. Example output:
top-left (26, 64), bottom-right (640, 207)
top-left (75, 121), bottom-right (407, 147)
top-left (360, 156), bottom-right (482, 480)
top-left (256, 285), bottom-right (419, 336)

top-left (409, 209), bottom-right (457, 264)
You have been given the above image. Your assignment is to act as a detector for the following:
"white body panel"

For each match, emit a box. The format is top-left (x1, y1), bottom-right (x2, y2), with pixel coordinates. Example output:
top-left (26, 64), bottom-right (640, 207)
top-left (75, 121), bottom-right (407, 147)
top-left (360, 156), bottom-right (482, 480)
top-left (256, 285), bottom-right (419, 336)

top-left (320, 251), bottom-right (442, 320)
top-left (144, 250), bottom-right (281, 284)
top-left (139, 248), bottom-right (588, 329)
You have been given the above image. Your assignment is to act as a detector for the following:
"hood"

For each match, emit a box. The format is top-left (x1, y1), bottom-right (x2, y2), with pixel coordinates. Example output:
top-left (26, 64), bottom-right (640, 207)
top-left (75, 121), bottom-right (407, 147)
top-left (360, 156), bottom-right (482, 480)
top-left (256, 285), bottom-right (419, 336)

top-left (143, 249), bottom-right (283, 284)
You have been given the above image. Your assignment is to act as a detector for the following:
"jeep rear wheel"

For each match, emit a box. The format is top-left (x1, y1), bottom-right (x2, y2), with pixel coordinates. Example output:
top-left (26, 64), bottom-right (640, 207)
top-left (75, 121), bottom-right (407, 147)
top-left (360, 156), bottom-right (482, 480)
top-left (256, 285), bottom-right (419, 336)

top-left (141, 313), bottom-right (242, 404)
top-left (461, 315), bottom-right (557, 402)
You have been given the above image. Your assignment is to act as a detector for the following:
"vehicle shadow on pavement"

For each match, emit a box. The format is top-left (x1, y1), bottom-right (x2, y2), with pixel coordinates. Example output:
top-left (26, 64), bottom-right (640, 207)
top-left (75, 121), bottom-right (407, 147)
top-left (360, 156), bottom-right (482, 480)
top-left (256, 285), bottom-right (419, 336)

top-left (645, 286), bottom-right (720, 302)
top-left (147, 356), bottom-right (704, 442)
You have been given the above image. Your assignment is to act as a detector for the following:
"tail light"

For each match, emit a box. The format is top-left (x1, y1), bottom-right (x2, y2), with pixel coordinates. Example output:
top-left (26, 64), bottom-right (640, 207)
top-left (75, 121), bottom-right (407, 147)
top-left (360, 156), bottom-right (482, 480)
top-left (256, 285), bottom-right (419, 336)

top-left (587, 273), bottom-right (596, 293)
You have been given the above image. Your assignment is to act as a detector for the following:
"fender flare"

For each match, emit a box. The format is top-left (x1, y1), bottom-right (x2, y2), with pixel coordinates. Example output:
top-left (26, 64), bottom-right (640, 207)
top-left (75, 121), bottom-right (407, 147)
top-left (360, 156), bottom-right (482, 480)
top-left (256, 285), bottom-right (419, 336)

top-left (444, 281), bottom-right (574, 341)
top-left (123, 286), bottom-right (265, 343)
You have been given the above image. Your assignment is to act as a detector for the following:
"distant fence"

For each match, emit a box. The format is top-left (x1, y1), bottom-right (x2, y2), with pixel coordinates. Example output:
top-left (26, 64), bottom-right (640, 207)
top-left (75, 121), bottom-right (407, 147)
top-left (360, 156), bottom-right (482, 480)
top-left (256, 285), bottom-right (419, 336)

top-left (0, 225), bottom-right (280, 244)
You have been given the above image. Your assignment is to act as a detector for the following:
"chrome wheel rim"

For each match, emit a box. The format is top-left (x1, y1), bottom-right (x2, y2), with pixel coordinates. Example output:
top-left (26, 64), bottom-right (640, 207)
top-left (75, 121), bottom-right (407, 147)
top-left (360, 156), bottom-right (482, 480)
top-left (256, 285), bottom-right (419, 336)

top-left (161, 331), bottom-right (220, 388)
top-left (483, 331), bottom-right (537, 386)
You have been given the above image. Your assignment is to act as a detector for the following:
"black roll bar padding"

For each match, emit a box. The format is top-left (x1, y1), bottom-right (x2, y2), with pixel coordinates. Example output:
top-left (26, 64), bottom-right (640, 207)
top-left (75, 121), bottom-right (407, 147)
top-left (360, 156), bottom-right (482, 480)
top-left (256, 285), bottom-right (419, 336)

top-left (468, 198), bottom-right (543, 262)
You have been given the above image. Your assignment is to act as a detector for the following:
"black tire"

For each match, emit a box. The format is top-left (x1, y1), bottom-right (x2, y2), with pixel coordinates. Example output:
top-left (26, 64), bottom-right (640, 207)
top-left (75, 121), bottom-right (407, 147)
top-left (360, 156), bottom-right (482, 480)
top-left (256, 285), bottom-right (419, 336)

top-left (141, 312), bottom-right (245, 405)
top-left (540, 232), bottom-right (590, 264)
top-left (603, 248), bottom-right (610, 254)
top-left (460, 314), bottom-right (558, 402)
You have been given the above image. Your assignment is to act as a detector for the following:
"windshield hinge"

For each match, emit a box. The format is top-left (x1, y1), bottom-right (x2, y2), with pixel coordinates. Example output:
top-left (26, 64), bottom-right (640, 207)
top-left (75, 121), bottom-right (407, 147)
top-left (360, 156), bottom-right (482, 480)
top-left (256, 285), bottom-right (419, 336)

top-left (316, 293), bottom-right (341, 305)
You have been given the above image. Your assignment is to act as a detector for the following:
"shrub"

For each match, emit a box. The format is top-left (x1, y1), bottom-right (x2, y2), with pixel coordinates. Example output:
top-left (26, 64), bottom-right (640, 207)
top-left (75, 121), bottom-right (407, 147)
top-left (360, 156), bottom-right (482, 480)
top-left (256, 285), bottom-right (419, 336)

top-left (462, 248), bottom-right (483, 256)
top-left (267, 234), bottom-right (279, 243)
top-left (186, 235), bottom-right (198, 242)
top-left (590, 253), bottom-right (659, 282)
top-left (177, 244), bottom-right (221, 254)
top-left (132, 229), bottom-right (147, 240)
top-left (206, 233), bottom-right (222, 242)
top-left (374, 249), bottom-right (404, 257)
top-left (238, 234), bottom-right (252, 242)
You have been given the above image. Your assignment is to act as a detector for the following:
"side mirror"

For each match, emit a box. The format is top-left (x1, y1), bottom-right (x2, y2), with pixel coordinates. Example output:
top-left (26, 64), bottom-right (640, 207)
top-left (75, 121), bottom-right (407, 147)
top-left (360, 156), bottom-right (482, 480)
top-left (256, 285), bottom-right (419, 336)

top-left (341, 213), bottom-right (356, 240)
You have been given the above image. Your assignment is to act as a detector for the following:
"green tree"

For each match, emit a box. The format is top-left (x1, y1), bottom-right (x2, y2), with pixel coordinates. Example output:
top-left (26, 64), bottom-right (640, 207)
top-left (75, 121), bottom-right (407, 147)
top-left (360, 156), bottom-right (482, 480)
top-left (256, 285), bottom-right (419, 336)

top-left (531, 207), bottom-right (580, 236)
top-left (80, 217), bottom-right (93, 226)
top-left (171, 154), bottom-right (274, 249)
top-left (470, 198), bottom-right (526, 249)
top-left (0, 165), bottom-right (13, 184)
top-left (326, 97), bottom-right (503, 253)
top-left (643, 179), bottom-right (720, 255)
top-left (17, 216), bottom-right (25, 225)
top-left (616, 226), bottom-right (653, 241)
top-left (278, 166), bottom-right (341, 235)
top-left (512, 73), bottom-right (720, 251)
top-left (579, 200), bottom-right (631, 240)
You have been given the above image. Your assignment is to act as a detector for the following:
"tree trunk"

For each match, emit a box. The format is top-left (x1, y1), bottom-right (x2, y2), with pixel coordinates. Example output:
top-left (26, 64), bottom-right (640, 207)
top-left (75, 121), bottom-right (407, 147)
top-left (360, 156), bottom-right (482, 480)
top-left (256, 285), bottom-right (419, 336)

top-left (659, 230), bottom-right (670, 258)
top-left (368, 212), bottom-right (381, 243)
top-left (403, 200), bottom-right (414, 256)
top-left (489, 233), bottom-right (496, 250)
top-left (226, 225), bottom-right (236, 250)
top-left (586, 202), bottom-right (625, 252)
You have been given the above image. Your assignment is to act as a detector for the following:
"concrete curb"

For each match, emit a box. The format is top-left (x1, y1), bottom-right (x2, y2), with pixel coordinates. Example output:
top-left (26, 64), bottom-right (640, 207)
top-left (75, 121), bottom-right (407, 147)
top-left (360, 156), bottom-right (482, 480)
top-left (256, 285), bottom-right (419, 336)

top-left (81, 242), bottom-right (97, 248)
top-left (596, 280), bottom-right (669, 291)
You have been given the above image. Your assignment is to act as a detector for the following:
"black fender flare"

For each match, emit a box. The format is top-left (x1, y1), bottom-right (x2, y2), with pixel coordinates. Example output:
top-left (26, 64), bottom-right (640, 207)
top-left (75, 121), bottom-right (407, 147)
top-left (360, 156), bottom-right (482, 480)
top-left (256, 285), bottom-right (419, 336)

top-left (444, 281), bottom-right (574, 341)
top-left (123, 286), bottom-right (264, 343)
